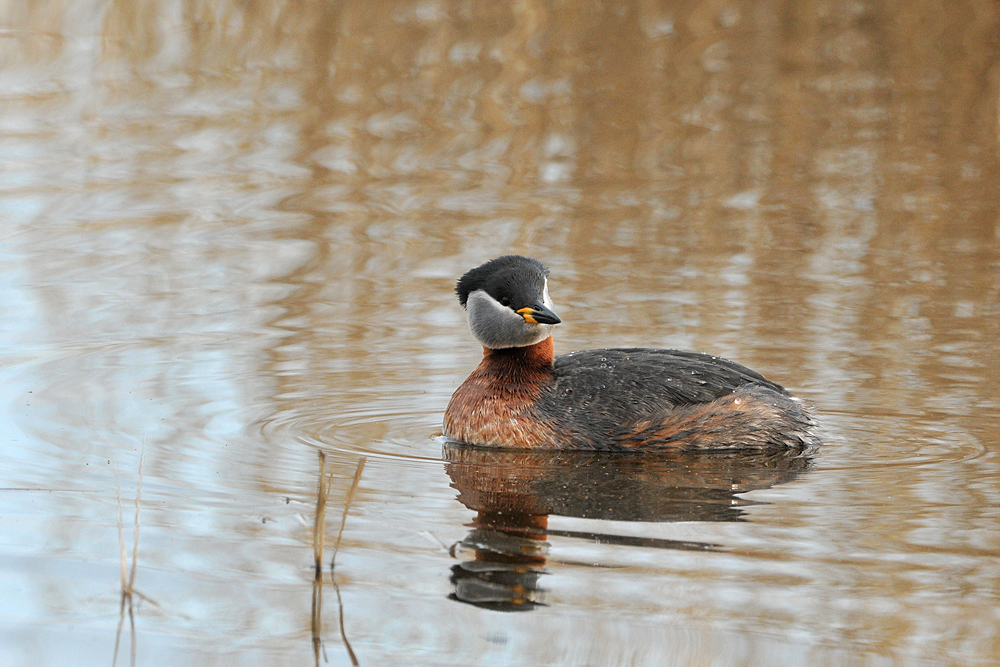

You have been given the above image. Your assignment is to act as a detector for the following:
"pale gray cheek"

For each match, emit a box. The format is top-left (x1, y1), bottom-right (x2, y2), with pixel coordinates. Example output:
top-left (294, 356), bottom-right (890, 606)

top-left (471, 319), bottom-right (553, 349)
top-left (470, 316), bottom-right (514, 349)
top-left (466, 291), bottom-right (552, 349)
top-left (528, 323), bottom-right (554, 346)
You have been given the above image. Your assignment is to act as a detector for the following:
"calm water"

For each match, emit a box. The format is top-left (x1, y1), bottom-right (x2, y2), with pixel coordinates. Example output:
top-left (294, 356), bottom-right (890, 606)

top-left (2, 1), bottom-right (999, 665)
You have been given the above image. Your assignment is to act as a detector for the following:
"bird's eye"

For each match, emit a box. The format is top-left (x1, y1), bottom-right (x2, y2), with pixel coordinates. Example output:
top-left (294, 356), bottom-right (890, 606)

top-left (500, 296), bottom-right (511, 307)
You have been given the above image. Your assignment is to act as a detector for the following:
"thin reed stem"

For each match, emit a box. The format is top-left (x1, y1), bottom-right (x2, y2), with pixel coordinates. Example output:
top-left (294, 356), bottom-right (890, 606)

top-left (128, 451), bottom-right (143, 591)
top-left (331, 457), bottom-right (366, 571)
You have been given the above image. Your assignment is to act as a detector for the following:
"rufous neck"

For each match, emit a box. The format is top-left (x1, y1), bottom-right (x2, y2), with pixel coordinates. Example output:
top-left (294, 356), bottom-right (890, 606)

top-left (482, 335), bottom-right (555, 367)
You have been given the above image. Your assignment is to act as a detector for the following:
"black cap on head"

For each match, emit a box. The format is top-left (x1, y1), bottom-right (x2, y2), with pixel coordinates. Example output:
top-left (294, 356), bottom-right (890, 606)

top-left (456, 255), bottom-right (550, 309)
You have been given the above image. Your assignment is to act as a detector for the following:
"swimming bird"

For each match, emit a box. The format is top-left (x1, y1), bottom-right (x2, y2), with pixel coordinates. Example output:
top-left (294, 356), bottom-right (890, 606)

top-left (443, 255), bottom-right (818, 450)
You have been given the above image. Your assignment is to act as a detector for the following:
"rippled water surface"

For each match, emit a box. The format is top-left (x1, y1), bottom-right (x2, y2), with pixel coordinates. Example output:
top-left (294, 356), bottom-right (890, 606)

top-left (2, 1), bottom-right (999, 665)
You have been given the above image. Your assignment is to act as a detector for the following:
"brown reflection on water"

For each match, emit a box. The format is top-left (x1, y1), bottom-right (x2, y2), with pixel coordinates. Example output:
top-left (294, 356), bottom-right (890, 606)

top-left (11, 0), bottom-right (995, 430)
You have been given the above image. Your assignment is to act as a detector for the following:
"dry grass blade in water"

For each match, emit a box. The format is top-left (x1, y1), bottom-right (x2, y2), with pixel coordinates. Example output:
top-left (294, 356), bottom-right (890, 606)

top-left (112, 451), bottom-right (144, 667)
top-left (314, 450), bottom-right (336, 574)
top-left (312, 450), bottom-right (334, 666)
top-left (331, 456), bottom-right (366, 572)
top-left (329, 456), bottom-right (366, 666)
top-left (311, 452), bottom-right (365, 666)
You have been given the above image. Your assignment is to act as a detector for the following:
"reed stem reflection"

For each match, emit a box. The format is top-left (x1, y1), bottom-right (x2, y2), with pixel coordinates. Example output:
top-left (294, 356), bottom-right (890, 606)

top-left (113, 453), bottom-right (150, 667)
top-left (311, 451), bottom-right (364, 667)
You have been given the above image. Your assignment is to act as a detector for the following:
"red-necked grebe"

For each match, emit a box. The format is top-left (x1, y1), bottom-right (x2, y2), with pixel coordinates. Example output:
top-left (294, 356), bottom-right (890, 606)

top-left (444, 255), bottom-right (818, 450)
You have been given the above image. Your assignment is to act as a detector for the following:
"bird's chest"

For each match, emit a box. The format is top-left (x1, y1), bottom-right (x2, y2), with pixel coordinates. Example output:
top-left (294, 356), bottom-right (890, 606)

top-left (443, 368), bottom-right (556, 448)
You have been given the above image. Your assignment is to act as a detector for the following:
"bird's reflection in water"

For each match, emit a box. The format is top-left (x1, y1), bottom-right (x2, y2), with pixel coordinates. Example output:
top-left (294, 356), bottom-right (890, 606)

top-left (444, 443), bottom-right (814, 611)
